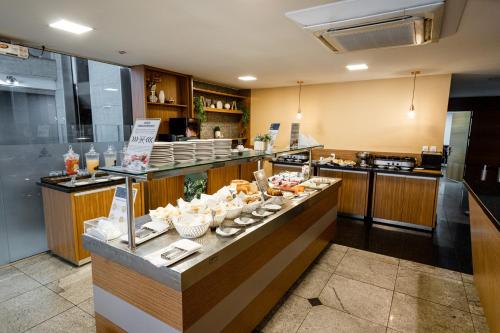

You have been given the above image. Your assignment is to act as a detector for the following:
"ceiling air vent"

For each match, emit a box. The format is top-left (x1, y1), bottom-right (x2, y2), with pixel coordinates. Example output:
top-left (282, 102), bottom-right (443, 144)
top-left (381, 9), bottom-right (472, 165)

top-left (286, 0), bottom-right (445, 53)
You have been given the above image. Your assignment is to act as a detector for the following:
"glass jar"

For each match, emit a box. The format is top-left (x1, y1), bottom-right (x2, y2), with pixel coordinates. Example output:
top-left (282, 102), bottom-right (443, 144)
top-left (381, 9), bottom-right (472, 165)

top-left (103, 145), bottom-right (117, 167)
top-left (63, 145), bottom-right (79, 175)
top-left (85, 144), bottom-right (100, 179)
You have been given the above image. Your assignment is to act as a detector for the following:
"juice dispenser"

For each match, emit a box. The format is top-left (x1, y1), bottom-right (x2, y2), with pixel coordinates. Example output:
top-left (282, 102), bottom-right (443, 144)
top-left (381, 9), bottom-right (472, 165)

top-left (85, 144), bottom-right (100, 180)
top-left (104, 145), bottom-right (117, 167)
top-left (63, 145), bottom-right (79, 176)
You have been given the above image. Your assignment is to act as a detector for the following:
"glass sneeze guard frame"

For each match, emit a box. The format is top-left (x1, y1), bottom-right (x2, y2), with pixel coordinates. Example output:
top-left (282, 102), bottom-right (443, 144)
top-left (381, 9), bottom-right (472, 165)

top-left (100, 144), bottom-right (323, 251)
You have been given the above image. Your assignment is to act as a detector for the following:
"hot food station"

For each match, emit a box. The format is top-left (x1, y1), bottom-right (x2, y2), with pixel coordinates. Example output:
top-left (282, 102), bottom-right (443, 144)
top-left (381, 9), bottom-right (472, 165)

top-left (271, 149), bottom-right (443, 231)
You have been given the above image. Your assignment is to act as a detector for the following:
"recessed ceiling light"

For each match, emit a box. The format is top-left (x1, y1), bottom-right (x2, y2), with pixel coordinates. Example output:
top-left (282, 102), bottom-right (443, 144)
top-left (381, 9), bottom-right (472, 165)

top-left (49, 19), bottom-right (93, 34)
top-left (104, 88), bottom-right (118, 91)
top-left (346, 63), bottom-right (368, 71)
top-left (238, 75), bottom-right (257, 81)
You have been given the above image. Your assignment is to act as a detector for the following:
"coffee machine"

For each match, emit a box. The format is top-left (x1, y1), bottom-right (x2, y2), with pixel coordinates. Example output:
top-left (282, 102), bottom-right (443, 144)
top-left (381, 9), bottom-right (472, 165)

top-left (356, 151), bottom-right (372, 167)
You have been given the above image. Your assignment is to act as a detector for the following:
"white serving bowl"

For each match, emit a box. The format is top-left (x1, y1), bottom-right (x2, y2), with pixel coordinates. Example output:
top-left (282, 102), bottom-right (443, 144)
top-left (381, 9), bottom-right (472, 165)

top-left (210, 211), bottom-right (227, 228)
top-left (172, 215), bottom-right (210, 238)
top-left (242, 200), bottom-right (261, 213)
top-left (225, 206), bottom-right (243, 219)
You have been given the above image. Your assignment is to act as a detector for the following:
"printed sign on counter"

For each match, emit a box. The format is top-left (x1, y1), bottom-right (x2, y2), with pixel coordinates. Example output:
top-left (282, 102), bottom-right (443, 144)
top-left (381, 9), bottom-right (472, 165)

top-left (122, 118), bottom-right (161, 170)
top-left (108, 186), bottom-right (138, 233)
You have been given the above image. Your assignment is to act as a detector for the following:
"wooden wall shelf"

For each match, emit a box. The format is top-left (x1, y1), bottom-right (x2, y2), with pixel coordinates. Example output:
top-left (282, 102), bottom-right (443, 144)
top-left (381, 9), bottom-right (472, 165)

top-left (205, 107), bottom-right (243, 115)
top-left (147, 102), bottom-right (188, 108)
top-left (194, 87), bottom-right (247, 99)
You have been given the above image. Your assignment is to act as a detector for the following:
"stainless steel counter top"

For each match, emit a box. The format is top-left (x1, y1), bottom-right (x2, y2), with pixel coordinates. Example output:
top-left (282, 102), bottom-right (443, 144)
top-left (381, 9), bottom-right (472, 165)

top-left (83, 179), bottom-right (341, 291)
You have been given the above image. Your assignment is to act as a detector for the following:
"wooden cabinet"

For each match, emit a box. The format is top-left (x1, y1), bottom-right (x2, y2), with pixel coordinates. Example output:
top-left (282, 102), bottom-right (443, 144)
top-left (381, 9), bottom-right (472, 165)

top-left (42, 184), bottom-right (144, 265)
top-left (319, 168), bottom-right (369, 216)
top-left (373, 173), bottom-right (438, 228)
top-left (240, 161), bottom-right (258, 182)
top-left (207, 165), bottom-right (240, 194)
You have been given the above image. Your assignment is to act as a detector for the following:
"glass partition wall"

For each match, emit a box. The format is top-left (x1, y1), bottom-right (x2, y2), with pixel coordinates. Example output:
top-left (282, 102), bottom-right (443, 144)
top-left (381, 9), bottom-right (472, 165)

top-left (0, 48), bottom-right (133, 264)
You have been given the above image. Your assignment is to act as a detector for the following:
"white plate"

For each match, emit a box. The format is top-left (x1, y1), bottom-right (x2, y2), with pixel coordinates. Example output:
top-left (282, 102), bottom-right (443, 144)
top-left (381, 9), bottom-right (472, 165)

top-left (216, 227), bottom-right (240, 237)
top-left (252, 210), bottom-right (273, 218)
top-left (234, 217), bottom-right (257, 225)
top-left (75, 181), bottom-right (90, 186)
top-left (262, 204), bottom-right (281, 211)
top-left (110, 176), bottom-right (123, 180)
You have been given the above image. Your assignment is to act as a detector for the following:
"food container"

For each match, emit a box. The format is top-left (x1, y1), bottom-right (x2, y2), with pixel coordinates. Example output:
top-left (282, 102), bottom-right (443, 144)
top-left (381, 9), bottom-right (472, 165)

top-left (103, 145), bottom-right (117, 167)
top-left (242, 200), bottom-right (261, 213)
top-left (85, 144), bottom-right (100, 176)
top-left (63, 145), bottom-right (79, 175)
top-left (225, 205), bottom-right (243, 219)
top-left (211, 210), bottom-right (227, 228)
top-left (172, 215), bottom-right (210, 238)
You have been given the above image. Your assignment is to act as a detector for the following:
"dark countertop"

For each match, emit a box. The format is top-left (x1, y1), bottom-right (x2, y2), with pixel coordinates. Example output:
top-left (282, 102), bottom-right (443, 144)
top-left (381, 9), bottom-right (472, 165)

top-left (315, 163), bottom-right (443, 178)
top-left (464, 177), bottom-right (500, 231)
top-left (38, 175), bottom-right (126, 193)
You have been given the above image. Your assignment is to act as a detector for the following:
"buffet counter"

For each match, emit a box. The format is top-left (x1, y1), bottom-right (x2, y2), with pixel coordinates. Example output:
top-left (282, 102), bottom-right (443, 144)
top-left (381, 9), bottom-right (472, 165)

top-left (83, 178), bottom-right (341, 333)
top-left (464, 177), bottom-right (499, 333)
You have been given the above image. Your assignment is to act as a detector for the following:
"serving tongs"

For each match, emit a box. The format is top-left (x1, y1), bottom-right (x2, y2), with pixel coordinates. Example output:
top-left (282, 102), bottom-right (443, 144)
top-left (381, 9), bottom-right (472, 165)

top-left (160, 247), bottom-right (188, 261)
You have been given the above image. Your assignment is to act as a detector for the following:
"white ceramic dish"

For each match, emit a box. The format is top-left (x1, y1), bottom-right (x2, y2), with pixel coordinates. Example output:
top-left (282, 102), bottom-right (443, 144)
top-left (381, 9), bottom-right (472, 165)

top-left (262, 204), bottom-right (281, 211)
top-left (252, 210), bottom-right (273, 218)
top-left (225, 206), bottom-right (242, 219)
top-left (234, 217), bottom-right (257, 225)
top-left (215, 227), bottom-right (240, 237)
top-left (242, 200), bottom-right (261, 213)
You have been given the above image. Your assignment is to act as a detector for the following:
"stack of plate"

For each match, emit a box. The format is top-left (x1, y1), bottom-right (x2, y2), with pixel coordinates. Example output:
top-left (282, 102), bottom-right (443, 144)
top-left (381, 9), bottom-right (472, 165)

top-left (172, 141), bottom-right (196, 163)
top-left (190, 139), bottom-right (215, 160)
top-left (213, 139), bottom-right (232, 158)
top-left (150, 142), bottom-right (174, 166)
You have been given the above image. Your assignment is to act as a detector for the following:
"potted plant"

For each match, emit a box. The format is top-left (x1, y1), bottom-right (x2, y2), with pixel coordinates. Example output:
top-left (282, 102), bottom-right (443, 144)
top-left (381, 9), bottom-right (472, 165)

top-left (254, 134), bottom-right (271, 151)
top-left (240, 105), bottom-right (250, 137)
top-left (194, 96), bottom-right (206, 123)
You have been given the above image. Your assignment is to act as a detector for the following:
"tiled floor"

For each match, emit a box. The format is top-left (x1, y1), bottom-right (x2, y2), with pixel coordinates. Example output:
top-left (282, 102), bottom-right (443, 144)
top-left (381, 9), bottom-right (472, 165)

top-left (1, 243), bottom-right (490, 333)
top-left (334, 177), bottom-right (473, 274)
top-left (258, 244), bottom-right (490, 333)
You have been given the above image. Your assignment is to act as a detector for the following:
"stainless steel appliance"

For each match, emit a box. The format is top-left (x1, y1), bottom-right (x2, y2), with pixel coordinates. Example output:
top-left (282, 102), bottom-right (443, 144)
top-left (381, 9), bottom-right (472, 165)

top-left (421, 152), bottom-right (442, 170)
top-left (275, 153), bottom-right (309, 165)
top-left (372, 155), bottom-right (416, 170)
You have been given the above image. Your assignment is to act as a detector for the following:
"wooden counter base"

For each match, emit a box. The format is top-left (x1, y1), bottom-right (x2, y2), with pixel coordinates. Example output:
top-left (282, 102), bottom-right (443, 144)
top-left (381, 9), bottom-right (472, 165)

top-left (91, 185), bottom-right (339, 333)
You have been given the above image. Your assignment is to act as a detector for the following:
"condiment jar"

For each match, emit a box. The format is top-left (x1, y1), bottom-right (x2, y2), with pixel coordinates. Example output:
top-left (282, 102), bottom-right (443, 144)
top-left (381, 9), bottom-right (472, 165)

top-left (103, 145), bottom-right (117, 167)
top-left (63, 145), bottom-right (79, 175)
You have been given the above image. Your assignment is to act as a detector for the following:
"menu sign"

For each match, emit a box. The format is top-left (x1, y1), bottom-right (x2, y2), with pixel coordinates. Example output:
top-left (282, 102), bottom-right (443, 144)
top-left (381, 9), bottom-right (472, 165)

top-left (108, 186), bottom-right (138, 234)
top-left (253, 169), bottom-right (269, 197)
top-left (122, 119), bottom-right (161, 170)
top-left (290, 123), bottom-right (300, 148)
top-left (268, 123), bottom-right (280, 149)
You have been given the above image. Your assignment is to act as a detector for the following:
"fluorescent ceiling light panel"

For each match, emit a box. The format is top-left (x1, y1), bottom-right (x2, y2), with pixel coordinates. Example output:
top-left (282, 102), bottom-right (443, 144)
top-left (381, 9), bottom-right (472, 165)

top-left (346, 63), bottom-right (368, 71)
top-left (238, 75), bottom-right (257, 81)
top-left (49, 19), bottom-right (93, 34)
top-left (104, 88), bottom-right (118, 91)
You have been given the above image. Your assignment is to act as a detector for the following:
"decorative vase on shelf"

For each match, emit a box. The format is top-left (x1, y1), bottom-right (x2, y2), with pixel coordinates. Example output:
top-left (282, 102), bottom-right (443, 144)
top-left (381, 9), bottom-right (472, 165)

top-left (216, 101), bottom-right (223, 109)
top-left (158, 90), bottom-right (165, 104)
top-left (210, 104), bottom-right (215, 108)
top-left (149, 91), bottom-right (158, 103)
top-left (224, 103), bottom-right (231, 110)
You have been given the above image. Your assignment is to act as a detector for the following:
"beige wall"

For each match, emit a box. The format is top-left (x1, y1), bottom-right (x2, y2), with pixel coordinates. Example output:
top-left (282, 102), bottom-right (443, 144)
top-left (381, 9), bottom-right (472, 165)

top-left (251, 74), bottom-right (451, 154)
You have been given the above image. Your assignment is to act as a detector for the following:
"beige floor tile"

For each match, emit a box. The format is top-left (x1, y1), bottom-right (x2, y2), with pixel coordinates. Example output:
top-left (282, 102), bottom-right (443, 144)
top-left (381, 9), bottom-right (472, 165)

top-left (297, 305), bottom-right (386, 333)
top-left (315, 245), bottom-right (347, 273)
top-left (11, 253), bottom-right (52, 271)
top-left (335, 251), bottom-right (398, 290)
top-left (330, 243), bottom-right (349, 253)
top-left (0, 286), bottom-right (73, 333)
top-left (347, 248), bottom-right (399, 265)
top-left (386, 328), bottom-right (401, 333)
top-left (462, 273), bottom-right (474, 284)
top-left (15, 256), bottom-right (75, 285)
top-left (78, 297), bottom-right (95, 317)
top-left (262, 294), bottom-right (312, 333)
top-left (471, 314), bottom-right (490, 333)
top-left (46, 265), bottom-right (93, 305)
top-left (464, 282), bottom-right (480, 302)
top-left (0, 266), bottom-right (41, 303)
top-left (395, 266), bottom-right (469, 311)
top-left (399, 260), bottom-right (461, 281)
top-left (292, 267), bottom-right (332, 299)
top-left (388, 292), bottom-right (475, 333)
top-left (468, 301), bottom-right (484, 316)
top-left (26, 307), bottom-right (96, 333)
top-left (319, 274), bottom-right (393, 326)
